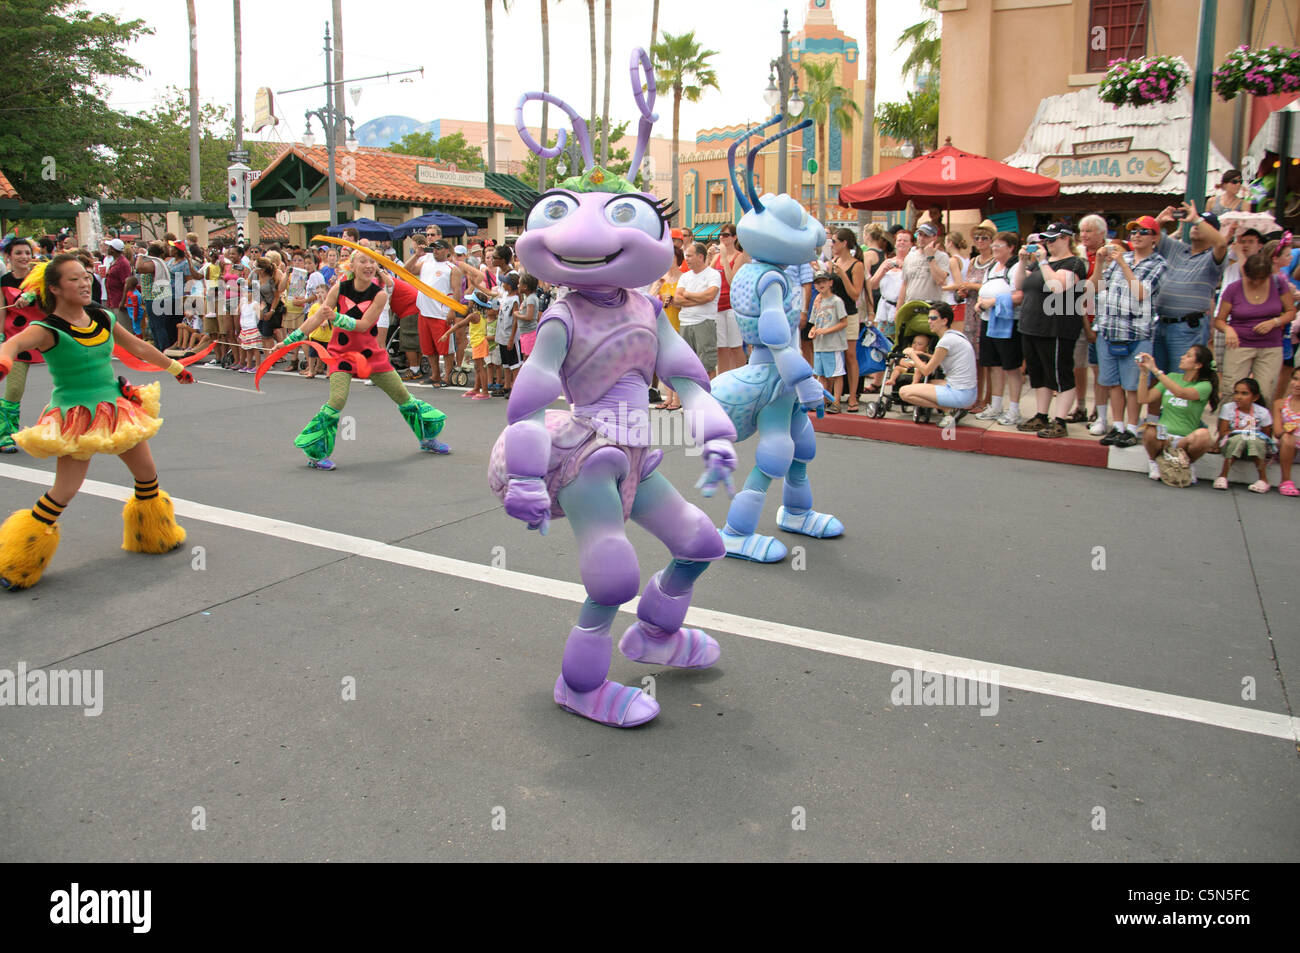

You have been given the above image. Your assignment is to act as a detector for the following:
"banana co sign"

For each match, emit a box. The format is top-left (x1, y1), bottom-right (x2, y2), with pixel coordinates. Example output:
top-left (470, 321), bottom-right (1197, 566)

top-left (1036, 138), bottom-right (1172, 186)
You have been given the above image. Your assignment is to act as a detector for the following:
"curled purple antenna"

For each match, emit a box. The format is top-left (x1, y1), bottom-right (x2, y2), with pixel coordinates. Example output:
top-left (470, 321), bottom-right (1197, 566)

top-left (628, 48), bottom-right (657, 181)
top-left (515, 91), bottom-right (594, 169)
top-left (728, 115), bottom-right (782, 214)
top-left (747, 118), bottom-right (813, 213)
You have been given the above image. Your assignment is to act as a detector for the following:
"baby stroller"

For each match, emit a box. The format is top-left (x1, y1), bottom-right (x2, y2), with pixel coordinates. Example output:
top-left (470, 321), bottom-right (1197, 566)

top-left (865, 300), bottom-right (945, 423)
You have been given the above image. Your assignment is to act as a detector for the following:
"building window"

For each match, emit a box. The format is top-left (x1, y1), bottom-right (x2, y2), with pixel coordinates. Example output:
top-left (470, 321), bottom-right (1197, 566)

top-left (707, 179), bottom-right (727, 214)
top-left (802, 185), bottom-right (814, 205)
top-left (828, 185), bottom-right (840, 206)
top-left (1088, 0), bottom-right (1148, 72)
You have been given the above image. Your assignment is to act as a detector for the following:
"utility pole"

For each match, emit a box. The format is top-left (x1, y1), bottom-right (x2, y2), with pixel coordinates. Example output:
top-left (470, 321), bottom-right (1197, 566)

top-left (1184, 0), bottom-right (1218, 220)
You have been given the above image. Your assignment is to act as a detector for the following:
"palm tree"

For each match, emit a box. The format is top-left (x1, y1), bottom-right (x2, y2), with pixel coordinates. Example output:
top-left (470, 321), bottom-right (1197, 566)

top-left (650, 0), bottom-right (659, 50)
top-left (651, 31), bottom-right (719, 215)
top-left (539, 0), bottom-right (551, 190)
top-left (897, 0), bottom-right (940, 83)
top-left (485, 0), bottom-right (514, 174)
top-left (801, 60), bottom-right (861, 225)
top-left (587, 0), bottom-right (597, 131)
top-left (186, 0), bottom-right (200, 199)
top-left (332, 0), bottom-right (345, 147)
top-left (601, 0), bottom-right (612, 167)
top-left (857, 0), bottom-right (875, 230)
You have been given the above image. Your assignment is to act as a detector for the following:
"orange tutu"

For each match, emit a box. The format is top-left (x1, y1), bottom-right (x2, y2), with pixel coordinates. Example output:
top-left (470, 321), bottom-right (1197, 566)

top-left (15, 382), bottom-right (162, 460)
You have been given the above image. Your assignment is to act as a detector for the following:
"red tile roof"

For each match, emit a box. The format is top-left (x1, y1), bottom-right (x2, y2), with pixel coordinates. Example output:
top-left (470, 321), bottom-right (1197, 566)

top-left (257, 146), bottom-right (513, 211)
top-left (207, 220), bottom-right (289, 242)
top-left (0, 168), bottom-right (19, 201)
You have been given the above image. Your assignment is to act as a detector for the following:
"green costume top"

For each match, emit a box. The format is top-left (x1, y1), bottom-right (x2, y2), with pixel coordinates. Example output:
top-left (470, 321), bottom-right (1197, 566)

top-left (34, 307), bottom-right (120, 412)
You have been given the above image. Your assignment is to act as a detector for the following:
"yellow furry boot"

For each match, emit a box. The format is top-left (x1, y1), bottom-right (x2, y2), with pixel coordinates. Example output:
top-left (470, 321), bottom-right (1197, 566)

top-left (0, 508), bottom-right (61, 590)
top-left (122, 487), bottom-right (187, 554)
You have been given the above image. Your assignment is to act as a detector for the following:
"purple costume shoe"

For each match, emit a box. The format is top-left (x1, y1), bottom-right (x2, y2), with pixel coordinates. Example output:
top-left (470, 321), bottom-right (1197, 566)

top-left (490, 50), bottom-right (737, 727)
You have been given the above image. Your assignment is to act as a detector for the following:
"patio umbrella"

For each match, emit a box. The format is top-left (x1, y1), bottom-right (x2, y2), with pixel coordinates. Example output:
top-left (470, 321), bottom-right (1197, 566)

top-left (324, 217), bottom-right (394, 239)
top-left (840, 138), bottom-right (1060, 211)
top-left (392, 210), bottom-right (479, 239)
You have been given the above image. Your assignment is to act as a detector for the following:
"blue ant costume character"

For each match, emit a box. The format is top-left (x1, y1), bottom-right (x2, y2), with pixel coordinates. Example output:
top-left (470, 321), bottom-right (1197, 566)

top-left (711, 117), bottom-right (844, 563)
top-left (487, 50), bottom-right (738, 728)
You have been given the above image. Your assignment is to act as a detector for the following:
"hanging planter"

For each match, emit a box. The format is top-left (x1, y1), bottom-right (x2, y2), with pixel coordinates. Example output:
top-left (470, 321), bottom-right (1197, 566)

top-left (1097, 55), bottom-right (1191, 108)
top-left (1213, 45), bottom-right (1300, 101)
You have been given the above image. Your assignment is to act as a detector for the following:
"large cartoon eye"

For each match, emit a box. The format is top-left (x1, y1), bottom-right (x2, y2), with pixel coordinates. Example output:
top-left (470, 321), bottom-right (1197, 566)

top-left (526, 192), bottom-right (579, 230)
top-left (603, 196), bottom-right (663, 239)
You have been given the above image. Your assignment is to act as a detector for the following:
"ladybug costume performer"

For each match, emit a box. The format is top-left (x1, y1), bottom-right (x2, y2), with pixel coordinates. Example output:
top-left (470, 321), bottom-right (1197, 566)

top-left (0, 255), bottom-right (193, 591)
top-left (0, 237), bottom-right (45, 453)
top-left (276, 251), bottom-right (448, 470)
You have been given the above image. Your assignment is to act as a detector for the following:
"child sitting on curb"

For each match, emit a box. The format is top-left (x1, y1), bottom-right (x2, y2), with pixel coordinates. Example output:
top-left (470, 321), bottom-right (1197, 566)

top-left (1215, 377), bottom-right (1275, 492)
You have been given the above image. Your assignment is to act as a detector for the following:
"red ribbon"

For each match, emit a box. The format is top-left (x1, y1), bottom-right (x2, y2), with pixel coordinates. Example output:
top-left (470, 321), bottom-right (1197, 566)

top-left (112, 340), bottom-right (215, 372)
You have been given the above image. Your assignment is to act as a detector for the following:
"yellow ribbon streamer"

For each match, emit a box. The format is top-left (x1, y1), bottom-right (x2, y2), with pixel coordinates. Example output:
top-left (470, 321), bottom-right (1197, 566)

top-left (311, 234), bottom-right (468, 315)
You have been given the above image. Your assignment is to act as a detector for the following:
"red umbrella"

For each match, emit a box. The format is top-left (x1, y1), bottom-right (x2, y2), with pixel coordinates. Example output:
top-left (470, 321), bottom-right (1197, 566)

top-left (840, 138), bottom-right (1060, 210)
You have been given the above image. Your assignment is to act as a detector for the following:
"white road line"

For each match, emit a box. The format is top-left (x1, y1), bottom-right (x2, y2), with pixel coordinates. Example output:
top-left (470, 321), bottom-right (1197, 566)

top-left (3, 460), bottom-right (1297, 743)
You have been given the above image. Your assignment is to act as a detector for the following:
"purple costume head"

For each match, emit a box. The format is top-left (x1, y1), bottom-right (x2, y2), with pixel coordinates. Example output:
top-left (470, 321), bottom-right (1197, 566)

top-left (514, 49), bottom-right (674, 292)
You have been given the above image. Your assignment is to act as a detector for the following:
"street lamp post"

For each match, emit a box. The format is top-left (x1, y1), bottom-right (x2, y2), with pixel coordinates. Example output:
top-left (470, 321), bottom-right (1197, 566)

top-left (764, 9), bottom-right (805, 196)
top-left (300, 23), bottom-right (359, 227)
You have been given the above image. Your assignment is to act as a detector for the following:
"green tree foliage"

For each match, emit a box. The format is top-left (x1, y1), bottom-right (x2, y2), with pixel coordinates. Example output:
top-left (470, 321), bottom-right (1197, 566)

top-left (386, 131), bottom-right (486, 170)
top-left (801, 60), bottom-right (861, 222)
top-left (520, 118), bottom-right (643, 190)
top-left (875, 87), bottom-right (939, 155)
top-left (0, 0), bottom-right (149, 203)
top-left (896, 0), bottom-right (940, 83)
top-left (651, 31), bottom-right (719, 211)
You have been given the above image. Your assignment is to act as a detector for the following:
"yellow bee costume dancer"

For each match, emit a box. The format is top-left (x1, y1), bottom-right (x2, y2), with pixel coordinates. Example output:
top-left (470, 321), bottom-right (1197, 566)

top-left (0, 254), bottom-right (194, 590)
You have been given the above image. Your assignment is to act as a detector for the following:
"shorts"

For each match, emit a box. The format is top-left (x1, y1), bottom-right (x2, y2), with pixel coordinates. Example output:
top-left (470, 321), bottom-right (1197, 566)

top-left (1073, 331), bottom-right (1089, 369)
top-left (398, 314), bottom-right (420, 352)
top-left (202, 315), bottom-right (219, 336)
top-left (1088, 340), bottom-right (1098, 366)
top-left (282, 310), bottom-right (304, 331)
top-left (716, 308), bottom-right (743, 348)
top-left (418, 314), bottom-right (450, 356)
top-left (257, 319), bottom-right (277, 338)
top-left (979, 320), bottom-right (1023, 370)
top-left (1095, 333), bottom-right (1152, 391)
top-left (472, 340), bottom-right (488, 361)
top-left (933, 384), bottom-right (977, 409)
top-left (498, 344), bottom-right (520, 368)
top-left (485, 344), bottom-right (502, 366)
top-left (844, 312), bottom-right (860, 351)
top-left (519, 330), bottom-right (538, 356)
top-left (1222, 433), bottom-right (1269, 459)
top-left (680, 321), bottom-right (717, 372)
top-left (813, 350), bottom-right (845, 378)
top-left (1022, 333), bottom-right (1076, 392)
top-left (238, 327), bottom-right (261, 348)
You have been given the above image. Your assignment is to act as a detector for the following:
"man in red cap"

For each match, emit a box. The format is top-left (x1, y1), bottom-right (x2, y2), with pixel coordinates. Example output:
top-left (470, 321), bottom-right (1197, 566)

top-left (1087, 215), bottom-right (1167, 447)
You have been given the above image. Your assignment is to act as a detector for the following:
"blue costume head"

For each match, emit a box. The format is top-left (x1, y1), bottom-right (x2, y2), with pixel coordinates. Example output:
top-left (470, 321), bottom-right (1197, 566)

top-left (514, 49), bottom-right (674, 292)
top-left (727, 116), bottom-right (826, 267)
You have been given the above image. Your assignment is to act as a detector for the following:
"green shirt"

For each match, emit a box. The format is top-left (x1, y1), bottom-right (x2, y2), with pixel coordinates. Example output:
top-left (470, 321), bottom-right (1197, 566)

top-left (34, 307), bottom-right (120, 413)
top-left (1155, 372), bottom-right (1212, 437)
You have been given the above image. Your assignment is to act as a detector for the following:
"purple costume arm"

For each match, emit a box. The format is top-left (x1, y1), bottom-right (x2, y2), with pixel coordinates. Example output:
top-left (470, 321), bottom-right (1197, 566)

top-left (504, 315), bottom-right (568, 479)
top-left (652, 304), bottom-right (735, 444)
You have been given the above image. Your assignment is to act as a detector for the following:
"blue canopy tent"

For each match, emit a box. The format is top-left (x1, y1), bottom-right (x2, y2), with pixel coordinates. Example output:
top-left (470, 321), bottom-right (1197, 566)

top-left (392, 210), bottom-right (479, 239)
top-left (324, 218), bottom-right (395, 239)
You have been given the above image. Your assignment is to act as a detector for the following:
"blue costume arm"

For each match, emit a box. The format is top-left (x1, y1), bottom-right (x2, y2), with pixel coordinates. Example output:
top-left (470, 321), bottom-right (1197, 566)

top-left (756, 271), bottom-right (821, 409)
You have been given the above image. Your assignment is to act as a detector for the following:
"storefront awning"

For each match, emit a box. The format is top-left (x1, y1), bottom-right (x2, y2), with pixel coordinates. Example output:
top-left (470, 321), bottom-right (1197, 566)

top-left (690, 223), bottom-right (724, 240)
top-left (1002, 87), bottom-right (1231, 203)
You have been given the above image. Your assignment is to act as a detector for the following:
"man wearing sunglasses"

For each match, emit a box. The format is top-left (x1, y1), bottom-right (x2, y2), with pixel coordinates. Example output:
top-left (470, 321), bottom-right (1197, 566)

top-left (1087, 215), bottom-right (1167, 448)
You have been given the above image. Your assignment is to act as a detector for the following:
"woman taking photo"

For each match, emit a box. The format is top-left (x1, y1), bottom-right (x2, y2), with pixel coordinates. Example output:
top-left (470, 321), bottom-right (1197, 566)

top-left (1214, 250), bottom-right (1295, 403)
top-left (829, 228), bottom-right (865, 411)
top-left (869, 229), bottom-right (911, 338)
top-left (1136, 345), bottom-right (1218, 486)
top-left (956, 221), bottom-right (998, 413)
top-left (972, 231), bottom-right (1025, 426)
top-left (0, 254), bottom-right (194, 590)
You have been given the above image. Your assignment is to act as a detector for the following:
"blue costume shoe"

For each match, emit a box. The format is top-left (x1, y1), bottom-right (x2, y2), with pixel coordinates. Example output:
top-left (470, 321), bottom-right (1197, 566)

top-left (775, 505), bottom-right (843, 538)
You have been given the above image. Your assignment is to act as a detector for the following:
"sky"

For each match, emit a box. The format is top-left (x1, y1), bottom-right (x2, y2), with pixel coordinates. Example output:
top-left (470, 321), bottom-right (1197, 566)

top-left (86, 0), bottom-right (927, 147)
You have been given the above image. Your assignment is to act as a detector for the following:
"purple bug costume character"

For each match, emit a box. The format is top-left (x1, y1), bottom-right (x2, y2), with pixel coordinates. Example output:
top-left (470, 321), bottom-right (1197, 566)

top-left (487, 49), bottom-right (738, 728)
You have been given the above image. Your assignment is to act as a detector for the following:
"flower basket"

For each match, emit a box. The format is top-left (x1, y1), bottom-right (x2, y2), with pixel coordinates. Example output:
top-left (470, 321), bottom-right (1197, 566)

top-left (1098, 55), bottom-right (1191, 108)
top-left (1214, 45), bottom-right (1300, 101)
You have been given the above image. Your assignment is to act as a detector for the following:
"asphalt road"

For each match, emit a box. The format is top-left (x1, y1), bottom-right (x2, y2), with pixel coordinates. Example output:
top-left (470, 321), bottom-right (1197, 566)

top-left (1, 361), bottom-right (1296, 862)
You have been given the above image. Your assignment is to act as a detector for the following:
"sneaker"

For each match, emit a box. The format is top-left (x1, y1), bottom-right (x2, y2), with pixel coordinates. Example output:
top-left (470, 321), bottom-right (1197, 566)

top-left (1099, 426), bottom-right (1123, 445)
top-left (1088, 419), bottom-right (1109, 436)
top-left (975, 406), bottom-right (1002, 421)
top-left (419, 439), bottom-right (451, 454)
top-left (1017, 413), bottom-right (1049, 432)
top-left (938, 413), bottom-right (956, 428)
top-left (1148, 460), bottom-right (1161, 480)
top-left (996, 410), bottom-right (1021, 427)
top-left (1113, 430), bottom-right (1140, 448)
top-left (1036, 418), bottom-right (1068, 438)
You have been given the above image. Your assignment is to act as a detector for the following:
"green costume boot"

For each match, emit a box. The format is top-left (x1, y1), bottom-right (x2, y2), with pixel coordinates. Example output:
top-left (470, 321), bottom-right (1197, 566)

top-left (398, 398), bottom-right (449, 453)
top-left (294, 404), bottom-right (340, 463)
top-left (0, 399), bottom-right (19, 453)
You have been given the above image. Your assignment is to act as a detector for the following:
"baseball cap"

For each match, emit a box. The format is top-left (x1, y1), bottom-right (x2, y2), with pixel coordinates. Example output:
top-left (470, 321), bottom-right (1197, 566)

top-left (1125, 215), bottom-right (1160, 233)
top-left (1041, 222), bottom-right (1075, 241)
top-left (431, 239), bottom-right (450, 250)
top-left (453, 244), bottom-right (467, 255)
top-left (465, 289), bottom-right (496, 309)
top-left (917, 222), bottom-right (938, 237)
top-left (670, 228), bottom-right (683, 240)
top-left (1198, 212), bottom-right (1221, 231)
top-left (107, 238), bottom-right (125, 251)
top-left (812, 269), bottom-right (833, 283)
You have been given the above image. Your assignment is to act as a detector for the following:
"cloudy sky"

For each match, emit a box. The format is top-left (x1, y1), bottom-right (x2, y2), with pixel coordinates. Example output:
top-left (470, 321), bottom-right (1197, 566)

top-left (87, 0), bottom-right (926, 146)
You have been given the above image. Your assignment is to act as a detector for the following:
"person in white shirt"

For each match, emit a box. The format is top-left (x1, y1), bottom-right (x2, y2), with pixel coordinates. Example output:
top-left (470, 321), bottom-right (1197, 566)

top-left (898, 301), bottom-right (978, 428)
top-left (403, 240), bottom-right (460, 386)
top-left (668, 242), bottom-right (722, 377)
